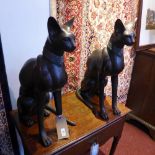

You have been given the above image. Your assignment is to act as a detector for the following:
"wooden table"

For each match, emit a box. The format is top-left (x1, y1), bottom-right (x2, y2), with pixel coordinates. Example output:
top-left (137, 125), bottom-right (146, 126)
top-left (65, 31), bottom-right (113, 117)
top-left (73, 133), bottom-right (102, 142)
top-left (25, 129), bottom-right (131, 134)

top-left (10, 93), bottom-right (130, 155)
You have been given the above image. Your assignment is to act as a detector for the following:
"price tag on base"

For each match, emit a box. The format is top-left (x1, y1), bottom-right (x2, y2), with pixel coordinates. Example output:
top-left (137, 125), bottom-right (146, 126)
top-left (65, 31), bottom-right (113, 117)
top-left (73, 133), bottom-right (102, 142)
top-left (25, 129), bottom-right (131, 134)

top-left (56, 115), bottom-right (69, 140)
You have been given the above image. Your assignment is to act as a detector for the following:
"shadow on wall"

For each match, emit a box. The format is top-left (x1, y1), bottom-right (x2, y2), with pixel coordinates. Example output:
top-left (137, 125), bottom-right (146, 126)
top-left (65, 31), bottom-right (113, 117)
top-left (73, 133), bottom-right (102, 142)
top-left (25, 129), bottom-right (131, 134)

top-left (9, 88), bottom-right (18, 110)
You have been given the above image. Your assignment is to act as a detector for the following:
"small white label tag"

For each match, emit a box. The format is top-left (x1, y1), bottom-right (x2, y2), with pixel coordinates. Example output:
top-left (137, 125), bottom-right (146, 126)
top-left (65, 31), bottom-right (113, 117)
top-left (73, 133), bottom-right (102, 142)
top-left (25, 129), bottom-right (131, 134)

top-left (56, 115), bottom-right (69, 140)
top-left (61, 128), bottom-right (66, 137)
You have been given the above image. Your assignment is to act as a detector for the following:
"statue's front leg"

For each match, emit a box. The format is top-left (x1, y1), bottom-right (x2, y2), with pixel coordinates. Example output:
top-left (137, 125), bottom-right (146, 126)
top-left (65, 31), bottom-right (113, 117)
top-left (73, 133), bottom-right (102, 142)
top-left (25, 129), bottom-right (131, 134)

top-left (53, 90), bottom-right (62, 116)
top-left (111, 75), bottom-right (121, 115)
top-left (99, 75), bottom-right (108, 120)
top-left (37, 92), bottom-right (52, 147)
top-left (53, 90), bottom-right (76, 126)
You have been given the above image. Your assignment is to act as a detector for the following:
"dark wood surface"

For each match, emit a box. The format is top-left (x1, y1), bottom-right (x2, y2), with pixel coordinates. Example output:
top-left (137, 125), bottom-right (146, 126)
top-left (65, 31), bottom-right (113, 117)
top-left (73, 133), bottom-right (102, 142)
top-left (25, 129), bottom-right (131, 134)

top-left (10, 92), bottom-right (130, 155)
top-left (127, 48), bottom-right (155, 139)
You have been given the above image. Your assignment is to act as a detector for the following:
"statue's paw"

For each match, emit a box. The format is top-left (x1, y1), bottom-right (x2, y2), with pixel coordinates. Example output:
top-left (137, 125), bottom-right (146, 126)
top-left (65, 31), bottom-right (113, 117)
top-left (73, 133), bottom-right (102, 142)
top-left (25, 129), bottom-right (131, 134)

top-left (25, 119), bottom-right (35, 127)
top-left (113, 107), bottom-right (121, 116)
top-left (41, 135), bottom-right (52, 147)
top-left (92, 108), bottom-right (98, 116)
top-left (99, 111), bottom-right (109, 121)
top-left (67, 120), bottom-right (76, 126)
top-left (20, 116), bottom-right (35, 127)
top-left (44, 110), bottom-right (50, 117)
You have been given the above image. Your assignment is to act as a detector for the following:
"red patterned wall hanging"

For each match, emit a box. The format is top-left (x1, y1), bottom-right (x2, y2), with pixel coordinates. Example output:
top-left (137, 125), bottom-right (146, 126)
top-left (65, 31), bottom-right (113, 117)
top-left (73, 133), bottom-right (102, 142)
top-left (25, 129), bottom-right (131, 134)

top-left (51, 0), bottom-right (139, 103)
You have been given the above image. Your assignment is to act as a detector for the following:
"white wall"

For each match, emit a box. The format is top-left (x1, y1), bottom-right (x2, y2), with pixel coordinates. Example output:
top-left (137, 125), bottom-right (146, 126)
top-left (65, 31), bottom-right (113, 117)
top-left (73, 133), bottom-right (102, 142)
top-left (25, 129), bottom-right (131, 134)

top-left (0, 0), bottom-right (50, 109)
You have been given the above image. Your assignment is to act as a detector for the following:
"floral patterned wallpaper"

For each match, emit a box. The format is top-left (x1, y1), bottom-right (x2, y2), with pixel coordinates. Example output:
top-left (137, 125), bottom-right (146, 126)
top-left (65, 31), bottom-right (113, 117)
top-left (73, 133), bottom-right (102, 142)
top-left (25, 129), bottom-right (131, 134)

top-left (52, 0), bottom-right (139, 103)
top-left (0, 84), bottom-right (14, 155)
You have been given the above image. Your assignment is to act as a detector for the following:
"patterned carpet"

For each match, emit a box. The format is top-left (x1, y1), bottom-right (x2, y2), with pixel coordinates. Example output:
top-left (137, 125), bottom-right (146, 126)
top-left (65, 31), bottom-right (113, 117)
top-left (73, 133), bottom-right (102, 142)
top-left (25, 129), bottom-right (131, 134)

top-left (0, 84), bottom-right (13, 155)
top-left (52, 0), bottom-right (139, 103)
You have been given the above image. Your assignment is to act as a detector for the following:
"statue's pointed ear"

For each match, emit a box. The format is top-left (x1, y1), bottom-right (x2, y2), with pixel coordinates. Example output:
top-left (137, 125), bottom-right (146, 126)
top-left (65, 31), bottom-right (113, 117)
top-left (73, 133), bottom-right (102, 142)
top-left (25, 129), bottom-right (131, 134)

top-left (47, 16), bottom-right (61, 37)
top-left (114, 19), bottom-right (125, 33)
top-left (125, 22), bottom-right (135, 32)
top-left (134, 17), bottom-right (138, 23)
top-left (63, 17), bottom-right (74, 28)
top-left (125, 18), bottom-right (137, 31)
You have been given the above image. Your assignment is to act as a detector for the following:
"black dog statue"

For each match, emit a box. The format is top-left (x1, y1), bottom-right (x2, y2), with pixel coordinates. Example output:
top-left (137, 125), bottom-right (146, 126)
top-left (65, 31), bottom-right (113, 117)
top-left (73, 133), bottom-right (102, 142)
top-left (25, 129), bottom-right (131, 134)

top-left (76, 19), bottom-right (135, 120)
top-left (17, 16), bottom-right (76, 147)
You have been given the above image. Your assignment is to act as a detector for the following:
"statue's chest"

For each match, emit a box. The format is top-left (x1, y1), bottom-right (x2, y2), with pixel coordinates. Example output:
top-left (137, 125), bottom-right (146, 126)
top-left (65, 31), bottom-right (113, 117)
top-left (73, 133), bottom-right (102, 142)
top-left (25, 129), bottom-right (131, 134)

top-left (112, 55), bottom-right (124, 73)
top-left (48, 64), bottom-right (67, 85)
top-left (104, 54), bottom-right (124, 75)
top-left (35, 55), bottom-right (67, 90)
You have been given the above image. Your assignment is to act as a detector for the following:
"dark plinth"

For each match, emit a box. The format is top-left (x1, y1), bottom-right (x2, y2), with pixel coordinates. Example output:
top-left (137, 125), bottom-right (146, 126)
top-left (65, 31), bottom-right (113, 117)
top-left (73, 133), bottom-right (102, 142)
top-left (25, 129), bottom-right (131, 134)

top-left (10, 93), bottom-right (130, 155)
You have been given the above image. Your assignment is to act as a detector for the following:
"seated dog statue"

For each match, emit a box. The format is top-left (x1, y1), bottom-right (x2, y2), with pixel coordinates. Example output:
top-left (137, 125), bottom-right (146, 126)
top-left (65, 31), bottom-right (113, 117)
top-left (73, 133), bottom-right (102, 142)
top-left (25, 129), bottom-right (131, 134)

top-left (17, 16), bottom-right (76, 147)
top-left (77, 19), bottom-right (135, 120)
